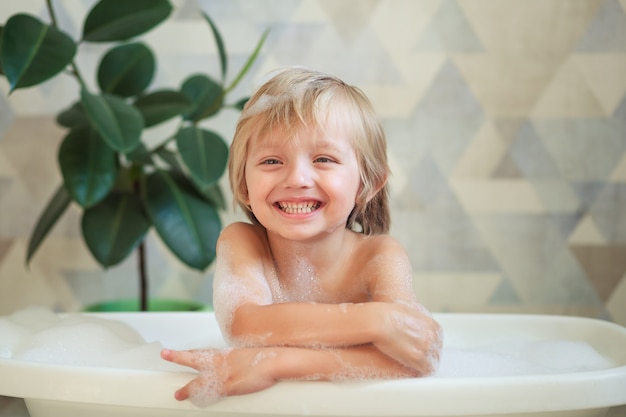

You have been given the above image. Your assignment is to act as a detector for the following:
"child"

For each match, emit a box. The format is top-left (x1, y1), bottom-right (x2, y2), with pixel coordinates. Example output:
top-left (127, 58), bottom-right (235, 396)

top-left (161, 67), bottom-right (443, 406)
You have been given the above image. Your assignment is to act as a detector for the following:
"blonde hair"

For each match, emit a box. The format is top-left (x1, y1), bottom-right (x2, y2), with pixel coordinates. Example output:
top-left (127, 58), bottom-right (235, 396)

top-left (228, 67), bottom-right (390, 235)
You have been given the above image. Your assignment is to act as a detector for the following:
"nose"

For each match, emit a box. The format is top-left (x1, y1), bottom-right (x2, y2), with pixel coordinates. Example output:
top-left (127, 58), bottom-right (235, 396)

top-left (284, 158), bottom-right (314, 188)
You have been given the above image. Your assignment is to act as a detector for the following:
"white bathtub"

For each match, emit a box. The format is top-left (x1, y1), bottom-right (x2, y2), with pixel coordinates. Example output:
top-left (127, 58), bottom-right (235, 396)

top-left (0, 312), bottom-right (625, 417)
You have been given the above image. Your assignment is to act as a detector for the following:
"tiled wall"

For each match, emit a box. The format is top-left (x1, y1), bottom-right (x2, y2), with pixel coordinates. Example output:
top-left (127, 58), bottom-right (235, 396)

top-left (1, 0), bottom-right (625, 325)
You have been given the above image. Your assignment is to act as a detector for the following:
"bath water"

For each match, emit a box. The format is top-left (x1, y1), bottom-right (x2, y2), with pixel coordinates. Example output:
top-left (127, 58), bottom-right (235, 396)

top-left (0, 307), bottom-right (617, 377)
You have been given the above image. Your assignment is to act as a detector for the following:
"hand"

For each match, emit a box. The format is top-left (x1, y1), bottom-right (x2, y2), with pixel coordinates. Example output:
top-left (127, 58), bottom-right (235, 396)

top-left (161, 347), bottom-right (279, 406)
top-left (372, 302), bottom-right (442, 375)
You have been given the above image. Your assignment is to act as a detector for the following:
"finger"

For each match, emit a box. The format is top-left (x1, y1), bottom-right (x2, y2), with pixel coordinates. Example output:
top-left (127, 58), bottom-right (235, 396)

top-left (161, 349), bottom-right (198, 369)
top-left (174, 380), bottom-right (192, 401)
top-left (185, 373), bottom-right (225, 407)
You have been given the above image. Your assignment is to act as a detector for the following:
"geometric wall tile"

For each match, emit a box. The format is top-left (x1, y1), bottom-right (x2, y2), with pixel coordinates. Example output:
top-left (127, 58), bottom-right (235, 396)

top-left (490, 154), bottom-right (523, 179)
top-left (452, 121), bottom-right (508, 179)
top-left (611, 154), bottom-right (626, 182)
top-left (573, 54), bottom-right (626, 115)
top-left (410, 60), bottom-right (484, 173)
top-left (538, 248), bottom-right (604, 305)
top-left (509, 122), bottom-right (561, 179)
top-left (569, 215), bottom-right (608, 245)
top-left (606, 273), bottom-right (626, 324)
top-left (318, 0), bottom-right (380, 43)
top-left (0, 239), bottom-right (12, 265)
top-left (293, 0), bottom-right (332, 22)
top-left (461, 0), bottom-right (602, 55)
top-left (534, 119), bottom-right (626, 181)
top-left (588, 184), bottom-right (626, 243)
top-left (413, 272), bottom-right (502, 310)
top-left (571, 244), bottom-right (626, 301)
top-left (488, 276), bottom-right (523, 305)
top-left (455, 55), bottom-right (564, 118)
top-left (414, 0), bottom-right (484, 53)
top-left (576, 0), bottom-right (626, 52)
top-left (531, 57), bottom-right (607, 118)
top-left (371, 0), bottom-right (440, 57)
top-left (450, 180), bottom-right (544, 213)
top-left (531, 180), bottom-right (581, 213)
top-left (0, 93), bottom-right (14, 140)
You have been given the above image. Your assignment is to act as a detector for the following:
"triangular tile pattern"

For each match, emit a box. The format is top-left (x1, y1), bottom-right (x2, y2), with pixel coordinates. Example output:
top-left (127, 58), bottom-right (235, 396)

top-left (576, 0), bottom-right (626, 52)
top-left (571, 244), bottom-right (626, 301)
top-left (414, 0), bottom-right (484, 53)
top-left (0, 0), bottom-right (625, 325)
top-left (488, 275), bottom-right (522, 305)
top-left (318, 0), bottom-right (380, 44)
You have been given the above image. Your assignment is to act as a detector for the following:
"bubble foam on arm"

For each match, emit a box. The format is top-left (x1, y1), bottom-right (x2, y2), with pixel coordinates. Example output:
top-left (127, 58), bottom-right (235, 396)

top-left (162, 344), bottom-right (418, 407)
top-left (214, 223), bottom-right (380, 348)
top-left (363, 236), bottom-right (444, 376)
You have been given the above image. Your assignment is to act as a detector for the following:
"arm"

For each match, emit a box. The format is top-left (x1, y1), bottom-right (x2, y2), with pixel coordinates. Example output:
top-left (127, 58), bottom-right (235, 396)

top-left (214, 223), bottom-right (441, 373)
top-left (363, 236), bottom-right (443, 374)
top-left (213, 223), bottom-right (385, 348)
top-left (162, 344), bottom-right (418, 406)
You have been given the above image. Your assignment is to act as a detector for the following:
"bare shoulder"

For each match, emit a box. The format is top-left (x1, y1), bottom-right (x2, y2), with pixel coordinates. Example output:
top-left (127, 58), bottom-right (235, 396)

top-left (219, 222), bottom-right (266, 247)
top-left (354, 234), bottom-right (414, 301)
top-left (356, 234), bottom-right (410, 264)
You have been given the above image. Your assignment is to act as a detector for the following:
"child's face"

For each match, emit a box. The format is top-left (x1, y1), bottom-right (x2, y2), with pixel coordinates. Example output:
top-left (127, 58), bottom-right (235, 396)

top-left (244, 121), bottom-right (361, 241)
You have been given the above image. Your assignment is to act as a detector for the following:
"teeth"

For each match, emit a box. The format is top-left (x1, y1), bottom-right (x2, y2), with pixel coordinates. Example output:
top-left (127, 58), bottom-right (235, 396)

top-left (278, 201), bottom-right (320, 214)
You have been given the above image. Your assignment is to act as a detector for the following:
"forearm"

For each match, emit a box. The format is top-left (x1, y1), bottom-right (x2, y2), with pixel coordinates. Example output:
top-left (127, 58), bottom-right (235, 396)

top-left (162, 344), bottom-right (420, 406)
top-left (229, 302), bottom-right (381, 348)
top-left (270, 345), bottom-right (420, 382)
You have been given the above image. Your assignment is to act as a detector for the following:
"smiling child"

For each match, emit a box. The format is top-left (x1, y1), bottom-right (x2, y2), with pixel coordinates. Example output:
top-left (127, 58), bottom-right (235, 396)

top-left (161, 67), bottom-right (443, 406)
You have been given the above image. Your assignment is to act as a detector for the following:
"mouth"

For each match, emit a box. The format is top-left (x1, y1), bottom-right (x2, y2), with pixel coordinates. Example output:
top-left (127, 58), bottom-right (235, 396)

top-left (275, 200), bottom-right (322, 214)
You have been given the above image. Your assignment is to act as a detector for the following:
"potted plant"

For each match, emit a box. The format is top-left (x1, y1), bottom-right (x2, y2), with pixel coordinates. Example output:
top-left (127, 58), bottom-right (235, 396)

top-left (0, 0), bottom-right (267, 311)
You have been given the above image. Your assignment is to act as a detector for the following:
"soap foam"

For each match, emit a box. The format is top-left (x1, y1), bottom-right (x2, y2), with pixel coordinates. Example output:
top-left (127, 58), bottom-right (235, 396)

top-left (0, 307), bottom-right (181, 371)
top-left (435, 339), bottom-right (616, 378)
top-left (183, 349), bottom-right (231, 407)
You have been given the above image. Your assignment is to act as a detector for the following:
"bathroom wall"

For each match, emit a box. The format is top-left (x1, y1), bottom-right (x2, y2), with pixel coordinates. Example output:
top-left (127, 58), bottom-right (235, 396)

top-left (1, 0), bottom-right (625, 325)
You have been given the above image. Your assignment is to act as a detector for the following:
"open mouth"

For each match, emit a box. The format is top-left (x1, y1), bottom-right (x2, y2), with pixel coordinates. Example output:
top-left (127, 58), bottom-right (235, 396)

top-left (276, 201), bottom-right (321, 214)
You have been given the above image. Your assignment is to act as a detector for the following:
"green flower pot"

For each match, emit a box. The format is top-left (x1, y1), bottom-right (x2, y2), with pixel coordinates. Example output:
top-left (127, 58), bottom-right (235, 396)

top-left (83, 298), bottom-right (209, 312)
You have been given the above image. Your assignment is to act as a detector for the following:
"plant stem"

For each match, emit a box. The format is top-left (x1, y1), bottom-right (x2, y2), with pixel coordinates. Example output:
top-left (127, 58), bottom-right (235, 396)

top-left (138, 241), bottom-right (148, 311)
top-left (45, 0), bottom-right (58, 27)
top-left (132, 177), bottom-right (148, 312)
top-left (46, 0), bottom-right (88, 90)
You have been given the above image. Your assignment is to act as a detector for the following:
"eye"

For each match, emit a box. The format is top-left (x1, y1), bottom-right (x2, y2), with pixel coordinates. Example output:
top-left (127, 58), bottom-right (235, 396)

top-left (261, 158), bottom-right (281, 165)
top-left (314, 156), bottom-right (334, 163)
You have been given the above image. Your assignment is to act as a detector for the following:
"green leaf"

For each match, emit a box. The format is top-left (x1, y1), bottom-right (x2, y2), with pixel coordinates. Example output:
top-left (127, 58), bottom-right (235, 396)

top-left (154, 147), bottom-right (184, 172)
top-left (83, 0), bottom-right (173, 42)
top-left (176, 126), bottom-right (228, 190)
top-left (56, 101), bottom-right (88, 128)
top-left (225, 28), bottom-right (269, 94)
top-left (201, 183), bottom-right (227, 210)
top-left (58, 127), bottom-right (118, 207)
top-left (168, 170), bottom-right (226, 209)
top-left (126, 142), bottom-right (153, 165)
top-left (201, 12), bottom-right (226, 84)
top-left (98, 42), bottom-right (155, 97)
top-left (26, 184), bottom-right (72, 265)
top-left (143, 170), bottom-right (221, 270)
top-left (232, 97), bottom-right (249, 111)
top-left (0, 25), bottom-right (5, 75)
top-left (81, 89), bottom-right (144, 153)
top-left (181, 74), bottom-right (223, 122)
top-left (1, 14), bottom-right (76, 91)
top-left (134, 90), bottom-right (192, 127)
top-left (82, 192), bottom-right (150, 267)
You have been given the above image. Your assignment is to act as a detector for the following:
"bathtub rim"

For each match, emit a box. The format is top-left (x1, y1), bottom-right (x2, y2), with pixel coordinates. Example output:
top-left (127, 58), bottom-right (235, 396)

top-left (1, 312), bottom-right (626, 416)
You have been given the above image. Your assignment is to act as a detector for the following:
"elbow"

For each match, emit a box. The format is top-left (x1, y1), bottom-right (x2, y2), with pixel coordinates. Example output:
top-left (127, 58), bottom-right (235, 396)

top-left (227, 305), bottom-right (274, 348)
